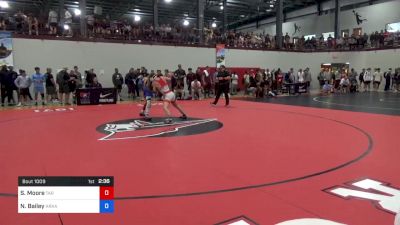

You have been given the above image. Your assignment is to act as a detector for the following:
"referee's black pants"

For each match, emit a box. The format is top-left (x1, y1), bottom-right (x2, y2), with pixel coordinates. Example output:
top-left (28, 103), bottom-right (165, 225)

top-left (213, 83), bottom-right (230, 105)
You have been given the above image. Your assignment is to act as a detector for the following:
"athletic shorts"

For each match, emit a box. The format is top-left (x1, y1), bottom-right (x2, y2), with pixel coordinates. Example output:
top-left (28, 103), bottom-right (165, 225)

top-left (34, 86), bottom-right (44, 94)
top-left (46, 86), bottom-right (56, 95)
top-left (20, 88), bottom-right (30, 96)
top-left (163, 92), bottom-right (176, 102)
top-left (364, 81), bottom-right (371, 85)
top-left (373, 81), bottom-right (380, 85)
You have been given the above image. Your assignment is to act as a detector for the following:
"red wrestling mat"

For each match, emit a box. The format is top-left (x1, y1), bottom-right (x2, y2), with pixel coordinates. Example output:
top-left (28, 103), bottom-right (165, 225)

top-left (0, 100), bottom-right (399, 225)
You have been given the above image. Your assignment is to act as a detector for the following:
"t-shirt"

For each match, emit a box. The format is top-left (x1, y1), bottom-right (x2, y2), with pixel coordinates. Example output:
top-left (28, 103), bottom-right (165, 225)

top-left (217, 70), bottom-right (230, 85)
top-left (45, 73), bottom-right (55, 87)
top-left (231, 74), bottom-right (238, 85)
top-left (32, 73), bottom-right (45, 89)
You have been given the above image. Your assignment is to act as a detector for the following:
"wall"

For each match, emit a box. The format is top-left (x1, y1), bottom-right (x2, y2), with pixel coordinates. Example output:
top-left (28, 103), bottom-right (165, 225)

top-left (237, 0), bottom-right (400, 37)
top-left (12, 38), bottom-right (400, 89)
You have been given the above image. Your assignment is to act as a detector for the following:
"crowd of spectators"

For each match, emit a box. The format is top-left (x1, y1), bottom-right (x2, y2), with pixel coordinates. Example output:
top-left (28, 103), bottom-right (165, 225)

top-left (1, 9), bottom-right (399, 51)
top-left (317, 67), bottom-right (400, 95)
top-left (1, 63), bottom-right (400, 107)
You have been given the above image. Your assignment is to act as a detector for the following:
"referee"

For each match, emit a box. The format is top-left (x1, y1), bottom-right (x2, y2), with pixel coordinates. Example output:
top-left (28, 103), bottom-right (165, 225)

top-left (211, 65), bottom-right (231, 106)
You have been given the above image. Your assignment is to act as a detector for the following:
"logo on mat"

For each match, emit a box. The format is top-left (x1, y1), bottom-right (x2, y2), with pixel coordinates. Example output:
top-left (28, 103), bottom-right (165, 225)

top-left (96, 117), bottom-right (223, 141)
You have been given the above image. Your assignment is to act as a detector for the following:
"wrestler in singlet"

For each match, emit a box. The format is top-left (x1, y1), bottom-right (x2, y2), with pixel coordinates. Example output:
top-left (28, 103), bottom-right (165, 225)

top-left (153, 71), bottom-right (187, 124)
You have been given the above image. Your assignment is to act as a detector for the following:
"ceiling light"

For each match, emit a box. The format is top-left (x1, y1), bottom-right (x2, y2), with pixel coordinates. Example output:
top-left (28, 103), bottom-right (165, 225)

top-left (134, 15), bottom-right (141, 22)
top-left (0, 1), bottom-right (9, 8)
top-left (165, 0), bottom-right (172, 3)
top-left (74, 9), bottom-right (81, 16)
top-left (220, 5), bottom-right (224, 10)
top-left (212, 22), bottom-right (217, 28)
top-left (183, 20), bottom-right (189, 26)
top-left (270, 4), bottom-right (274, 7)
top-left (240, 14), bottom-right (245, 18)
top-left (63, 24), bottom-right (70, 30)
top-left (134, 8), bottom-right (140, 12)
top-left (184, 13), bottom-right (188, 17)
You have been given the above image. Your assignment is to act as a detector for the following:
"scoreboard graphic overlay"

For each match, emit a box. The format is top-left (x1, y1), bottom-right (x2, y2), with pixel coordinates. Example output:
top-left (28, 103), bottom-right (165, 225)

top-left (18, 177), bottom-right (114, 213)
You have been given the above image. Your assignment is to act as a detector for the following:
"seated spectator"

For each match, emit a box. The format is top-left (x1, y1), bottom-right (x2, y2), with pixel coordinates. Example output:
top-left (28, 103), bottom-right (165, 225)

top-left (321, 81), bottom-right (333, 95)
top-left (340, 75), bottom-right (350, 93)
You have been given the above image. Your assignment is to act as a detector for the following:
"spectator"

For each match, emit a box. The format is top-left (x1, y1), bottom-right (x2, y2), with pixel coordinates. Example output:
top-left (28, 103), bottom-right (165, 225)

top-left (48, 9), bottom-right (58, 35)
top-left (27, 14), bottom-right (39, 36)
top-left (45, 68), bottom-right (58, 103)
top-left (384, 68), bottom-right (392, 91)
top-left (91, 77), bottom-right (102, 88)
top-left (359, 68), bottom-right (365, 90)
top-left (243, 71), bottom-right (250, 95)
top-left (14, 70), bottom-right (32, 107)
top-left (202, 66), bottom-right (212, 98)
top-left (14, 11), bottom-right (27, 34)
top-left (186, 68), bottom-right (196, 97)
top-left (230, 71), bottom-right (239, 95)
top-left (191, 78), bottom-right (202, 100)
top-left (74, 66), bottom-right (83, 88)
top-left (32, 67), bottom-right (46, 105)
top-left (0, 65), bottom-right (14, 106)
top-left (363, 68), bottom-right (372, 92)
top-left (340, 75), bottom-right (350, 93)
top-left (68, 70), bottom-right (78, 103)
top-left (56, 68), bottom-right (68, 103)
top-left (9, 66), bottom-right (19, 104)
top-left (85, 68), bottom-right (97, 87)
top-left (62, 68), bottom-right (71, 105)
top-left (395, 68), bottom-right (400, 92)
top-left (373, 68), bottom-right (382, 91)
top-left (125, 68), bottom-right (135, 99)
top-left (112, 68), bottom-right (124, 101)
top-left (174, 64), bottom-right (186, 90)
top-left (322, 80), bottom-right (333, 95)
top-left (304, 68), bottom-right (312, 91)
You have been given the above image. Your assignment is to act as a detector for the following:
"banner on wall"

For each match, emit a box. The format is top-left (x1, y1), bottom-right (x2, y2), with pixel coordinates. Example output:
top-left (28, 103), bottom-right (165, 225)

top-left (216, 44), bottom-right (225, 68)
top-left (0, 32), bottom-right (13, 66)
top-left (76, 88), bottom-right (117, 105)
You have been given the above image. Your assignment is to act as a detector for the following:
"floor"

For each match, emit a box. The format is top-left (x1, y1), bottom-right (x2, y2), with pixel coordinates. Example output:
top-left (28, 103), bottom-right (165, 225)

top-left (0, 92), bottom-right (399, 225)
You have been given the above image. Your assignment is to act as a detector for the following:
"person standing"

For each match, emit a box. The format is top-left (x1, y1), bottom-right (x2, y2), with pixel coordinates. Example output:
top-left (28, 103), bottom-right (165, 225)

top-left (211, 65), bottom-right (231, 106)
top-left (363, 68), bottom-right (373, 92)
top-left (230, 71), bottom-right (239, 95)
top-left (243, 71), bottom-right (250, 95)
top-left (0, 65), bottom-right (15, 106)
top-left (202, 67), bottom-right (212, 98)
top-left (73, 66), bottom-right (83, 89)
top-left (304, 68), bottom-right (312, 92)
top-left (384, 68), bottom-right (392, 91)
top-left (359, 68), bottom-right (365, 90)
top-left (45, 68), bottom-right (57, 103)
top-left (9, 66), bottom-right (19, 105)
top-left (125, 68), bottom-right (135, 99)
top-left (32, 67), bottom-right (46, 106)
top-left (152, 72), bottom-right (187, 124)
top-left (112, 68), bottom-right (124, 101)
top-left (186, 68), bottom-right (196, 97)
top-left (174, 64), bottom-right (186, 92)
top-left (56, 68), bottom-right (68, 104)
top-left (14, 70), bottom-right (32, 107)
top-left (373, 68), bottom-right (382, 91)
top-left (139, 74), bottom-right (153, 121)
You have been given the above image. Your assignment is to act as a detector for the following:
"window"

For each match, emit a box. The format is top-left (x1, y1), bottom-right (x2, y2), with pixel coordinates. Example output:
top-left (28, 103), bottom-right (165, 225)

top-left (341, 29), bottom-right (349, 38)
top-left (304, 34), bottom-right (316, 40)
top-left (386, 22), bottom-right (400, 33)
top-left (322, 32), bottom-right (335, 41)
top-left (353, 28), bottom-right (362, 36)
